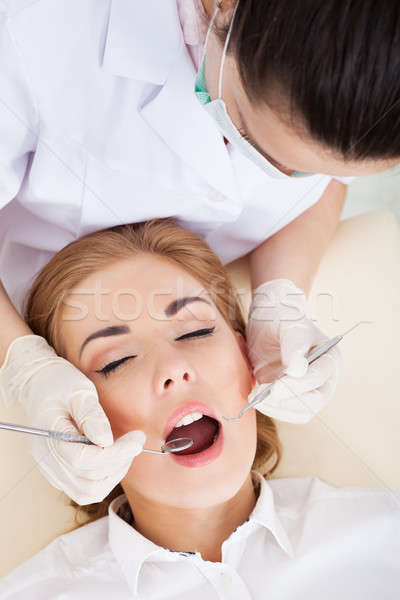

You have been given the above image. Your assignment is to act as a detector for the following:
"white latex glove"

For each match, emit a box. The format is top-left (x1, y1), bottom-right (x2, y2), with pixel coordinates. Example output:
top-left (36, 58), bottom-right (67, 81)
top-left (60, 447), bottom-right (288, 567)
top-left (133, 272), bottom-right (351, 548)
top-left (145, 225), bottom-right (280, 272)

top-left (246, 279), bottom-right (341, 424)
top-left (0, 335), bottom-right (146, 504)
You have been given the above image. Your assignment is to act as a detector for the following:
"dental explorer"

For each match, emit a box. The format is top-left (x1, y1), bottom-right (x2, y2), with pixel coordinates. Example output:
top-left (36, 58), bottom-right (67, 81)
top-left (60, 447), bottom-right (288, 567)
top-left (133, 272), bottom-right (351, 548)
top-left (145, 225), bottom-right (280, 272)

top-left (222, 321), bottom-right (370, 423)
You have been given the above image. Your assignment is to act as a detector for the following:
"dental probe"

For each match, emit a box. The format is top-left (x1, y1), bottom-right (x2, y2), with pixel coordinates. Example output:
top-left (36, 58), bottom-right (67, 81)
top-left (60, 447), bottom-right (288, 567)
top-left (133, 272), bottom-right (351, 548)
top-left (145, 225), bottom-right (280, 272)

top-left (0, 421), bottom-right (193, 455)
top-left (222, 321), bottom-right (369, 423)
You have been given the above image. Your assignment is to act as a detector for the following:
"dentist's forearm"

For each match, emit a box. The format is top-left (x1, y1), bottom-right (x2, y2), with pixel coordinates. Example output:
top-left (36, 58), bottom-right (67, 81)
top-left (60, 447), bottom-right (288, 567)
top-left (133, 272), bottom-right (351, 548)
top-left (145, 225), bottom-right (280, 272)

top-left (249, 180), bottom-right (346, 296)
top-left (0, 280), bottom-right (31, 365)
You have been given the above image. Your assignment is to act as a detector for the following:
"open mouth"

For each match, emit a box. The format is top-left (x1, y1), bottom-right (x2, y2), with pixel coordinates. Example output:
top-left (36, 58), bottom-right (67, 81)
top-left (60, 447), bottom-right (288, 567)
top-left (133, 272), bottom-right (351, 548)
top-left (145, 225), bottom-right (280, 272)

top-left (165, 416), bottom-right (221, 456)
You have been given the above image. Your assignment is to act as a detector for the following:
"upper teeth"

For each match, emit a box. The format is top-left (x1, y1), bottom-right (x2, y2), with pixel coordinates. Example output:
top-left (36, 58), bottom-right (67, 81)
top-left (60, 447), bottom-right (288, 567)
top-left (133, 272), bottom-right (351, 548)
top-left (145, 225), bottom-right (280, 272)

top-left (174, 412), bottom-right (203, 428)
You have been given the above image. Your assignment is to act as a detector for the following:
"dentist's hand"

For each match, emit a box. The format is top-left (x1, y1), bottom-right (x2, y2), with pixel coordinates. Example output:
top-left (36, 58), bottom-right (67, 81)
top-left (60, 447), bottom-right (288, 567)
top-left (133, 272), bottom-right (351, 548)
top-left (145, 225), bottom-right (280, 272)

top-left (246, 279), bottom-right (341, 424)
top-left (0, 335), bottom-right (146, 504)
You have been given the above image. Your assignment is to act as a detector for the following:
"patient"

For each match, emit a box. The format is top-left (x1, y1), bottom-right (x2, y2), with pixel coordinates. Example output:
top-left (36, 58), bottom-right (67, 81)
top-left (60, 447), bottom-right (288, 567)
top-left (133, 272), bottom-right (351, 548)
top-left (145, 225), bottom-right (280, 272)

top-left (1, 219), bottom-right (399, 599)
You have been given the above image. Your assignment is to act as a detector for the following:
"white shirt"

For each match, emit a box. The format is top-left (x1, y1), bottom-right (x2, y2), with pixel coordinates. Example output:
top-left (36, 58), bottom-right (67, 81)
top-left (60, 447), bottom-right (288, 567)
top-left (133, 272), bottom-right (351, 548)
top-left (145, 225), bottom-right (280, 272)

top-left (1, 471), bottom-right (399, 599)
top-left (0, 0), bottom-right (353, 311)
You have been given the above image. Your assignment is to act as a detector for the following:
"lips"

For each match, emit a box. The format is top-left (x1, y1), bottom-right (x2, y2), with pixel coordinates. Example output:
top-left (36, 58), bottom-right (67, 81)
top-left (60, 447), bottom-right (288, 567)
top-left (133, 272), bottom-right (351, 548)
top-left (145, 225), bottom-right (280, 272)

top-left (163, 401), bottom-right (220, 442)
top-left (162, 401), bottom-right (224, 467)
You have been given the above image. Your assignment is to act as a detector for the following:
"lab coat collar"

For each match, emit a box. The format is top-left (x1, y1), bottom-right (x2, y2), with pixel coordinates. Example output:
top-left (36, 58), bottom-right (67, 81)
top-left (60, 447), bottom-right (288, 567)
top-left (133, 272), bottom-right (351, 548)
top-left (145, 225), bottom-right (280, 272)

top-left (108, 471), bottom-right (294, 596)
top-left (102, 0), bottom-right (239, 204)
top-left (103, 0), bottom-right (183, 84)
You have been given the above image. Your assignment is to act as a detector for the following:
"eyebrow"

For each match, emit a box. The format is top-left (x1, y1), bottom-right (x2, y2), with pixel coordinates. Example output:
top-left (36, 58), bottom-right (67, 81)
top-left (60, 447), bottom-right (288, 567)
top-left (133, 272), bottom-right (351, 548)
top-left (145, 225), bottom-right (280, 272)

top-left (79, 296), bottom-right (211, 357)
top-left (80, 325), bottom-right (131, 358)
top-left (164, 296), bottom-right (211, 317)
top-left (236, 103), bottom-right (286, 168)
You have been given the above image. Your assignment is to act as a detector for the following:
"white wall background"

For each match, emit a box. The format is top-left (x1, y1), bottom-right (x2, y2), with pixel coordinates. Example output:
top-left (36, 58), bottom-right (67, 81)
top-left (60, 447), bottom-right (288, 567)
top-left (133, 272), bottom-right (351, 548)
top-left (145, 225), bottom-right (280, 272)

top-left (342, 173), bottom-right (400, 222)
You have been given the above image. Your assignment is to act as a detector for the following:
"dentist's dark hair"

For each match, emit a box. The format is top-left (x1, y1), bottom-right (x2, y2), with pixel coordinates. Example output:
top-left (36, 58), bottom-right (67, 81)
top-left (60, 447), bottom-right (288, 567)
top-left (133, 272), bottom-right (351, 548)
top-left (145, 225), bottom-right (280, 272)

top-left (216, 0), bottom-right (400, 160)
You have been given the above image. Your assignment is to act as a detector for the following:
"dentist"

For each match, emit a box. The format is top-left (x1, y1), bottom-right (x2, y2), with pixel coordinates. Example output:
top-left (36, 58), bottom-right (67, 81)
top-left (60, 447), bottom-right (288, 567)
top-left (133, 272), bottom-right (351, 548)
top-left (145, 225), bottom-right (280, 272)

top-left (0, 0), bottom-right (399, 504)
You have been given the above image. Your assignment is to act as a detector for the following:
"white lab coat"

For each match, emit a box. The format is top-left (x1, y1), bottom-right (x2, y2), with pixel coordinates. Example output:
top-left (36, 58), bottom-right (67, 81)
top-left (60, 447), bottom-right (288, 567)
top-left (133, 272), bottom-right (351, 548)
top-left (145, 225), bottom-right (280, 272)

top-left (0, 0), bottom-right (345, 311)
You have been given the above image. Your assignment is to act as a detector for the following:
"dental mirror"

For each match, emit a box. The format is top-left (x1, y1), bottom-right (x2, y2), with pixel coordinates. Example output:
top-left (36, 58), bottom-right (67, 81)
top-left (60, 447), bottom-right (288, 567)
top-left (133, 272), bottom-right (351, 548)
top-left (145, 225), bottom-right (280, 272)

top-left (0, 422), bottom-right (194, 455)
top-left (145, 437), bottom-right (194, 455)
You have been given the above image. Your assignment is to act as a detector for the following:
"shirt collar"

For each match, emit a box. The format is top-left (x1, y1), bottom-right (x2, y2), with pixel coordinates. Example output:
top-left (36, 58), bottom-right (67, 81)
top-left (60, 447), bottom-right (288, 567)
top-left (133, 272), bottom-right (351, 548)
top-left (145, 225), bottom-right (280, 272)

top-left (176, 0), bottom-right (207, 46)
top-left (108, 471), bottom-right (294, 595)
top-left (108, 494), bottom-right (162, 596)
top-left (249, 471), bottom-right (295, 559)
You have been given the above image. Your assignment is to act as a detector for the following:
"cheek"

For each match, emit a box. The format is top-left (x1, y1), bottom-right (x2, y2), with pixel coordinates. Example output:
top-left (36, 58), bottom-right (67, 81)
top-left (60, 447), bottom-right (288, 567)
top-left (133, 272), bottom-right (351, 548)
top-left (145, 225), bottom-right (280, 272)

top-left (199, 342), bottom-right (253, 412)
top-left (96, 382), bottom-right (148, 440)
top-left (204, 339), bottom-right (253, 401)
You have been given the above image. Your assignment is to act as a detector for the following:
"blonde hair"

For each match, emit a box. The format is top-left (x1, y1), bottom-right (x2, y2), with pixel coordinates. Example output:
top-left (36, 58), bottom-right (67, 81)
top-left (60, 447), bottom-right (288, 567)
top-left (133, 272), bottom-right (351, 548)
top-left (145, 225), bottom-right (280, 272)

top-left (25, 219), bottom-right (282, 527)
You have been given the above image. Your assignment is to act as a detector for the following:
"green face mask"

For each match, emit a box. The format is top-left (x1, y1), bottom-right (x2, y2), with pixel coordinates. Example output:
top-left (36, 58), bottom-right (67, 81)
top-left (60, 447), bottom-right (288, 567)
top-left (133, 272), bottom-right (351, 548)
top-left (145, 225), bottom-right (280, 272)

top-left (194, 59), bottom-right (211, 106)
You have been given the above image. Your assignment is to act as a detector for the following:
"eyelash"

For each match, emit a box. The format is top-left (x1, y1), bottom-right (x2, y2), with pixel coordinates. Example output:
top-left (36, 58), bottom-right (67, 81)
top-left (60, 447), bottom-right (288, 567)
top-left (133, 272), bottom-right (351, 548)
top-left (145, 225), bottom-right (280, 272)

top-left (175, 326), bottom-right (215, 341)
top-left (95, 355), bottom-right (136, 378)
top-left (239, 128), bottom-right (286, 168)
top-left (238, 128), bottom-right (251, 143)
top-left (95, 327), bottom-right (215, 377)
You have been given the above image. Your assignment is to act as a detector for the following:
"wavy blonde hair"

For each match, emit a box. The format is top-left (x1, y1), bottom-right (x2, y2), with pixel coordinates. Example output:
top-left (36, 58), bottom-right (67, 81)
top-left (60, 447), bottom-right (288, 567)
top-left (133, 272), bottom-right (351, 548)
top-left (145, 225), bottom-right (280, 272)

top-left (25, 219), bottom-right (282, 527)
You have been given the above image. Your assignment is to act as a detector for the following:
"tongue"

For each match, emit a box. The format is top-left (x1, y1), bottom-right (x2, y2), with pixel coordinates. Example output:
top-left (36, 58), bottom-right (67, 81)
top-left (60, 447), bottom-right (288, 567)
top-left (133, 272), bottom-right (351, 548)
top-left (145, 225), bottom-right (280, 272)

top-left (165, 416), bottom-right (219, 455)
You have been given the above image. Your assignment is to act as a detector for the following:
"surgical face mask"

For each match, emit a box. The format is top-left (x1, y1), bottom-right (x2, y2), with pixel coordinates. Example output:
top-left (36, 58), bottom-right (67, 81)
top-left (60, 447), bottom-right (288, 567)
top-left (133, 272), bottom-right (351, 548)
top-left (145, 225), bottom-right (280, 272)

top-left (194, 0), bottom-right (311, 180)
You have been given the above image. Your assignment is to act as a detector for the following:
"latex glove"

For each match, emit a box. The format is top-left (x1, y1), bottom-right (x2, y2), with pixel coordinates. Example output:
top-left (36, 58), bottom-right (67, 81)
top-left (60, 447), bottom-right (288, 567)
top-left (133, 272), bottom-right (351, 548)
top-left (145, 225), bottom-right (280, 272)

top-left (246, 279), bottom-right (341, 424)
top-left (0, 335), bottom-right (146, 504)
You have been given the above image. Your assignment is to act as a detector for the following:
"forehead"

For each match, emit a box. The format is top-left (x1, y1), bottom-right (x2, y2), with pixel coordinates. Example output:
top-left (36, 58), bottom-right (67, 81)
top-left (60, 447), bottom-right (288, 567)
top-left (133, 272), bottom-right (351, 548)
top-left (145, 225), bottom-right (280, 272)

top-left (229, 61), bottom-right (400, 175)
top-left (61, 254), bottom-right (217, 326)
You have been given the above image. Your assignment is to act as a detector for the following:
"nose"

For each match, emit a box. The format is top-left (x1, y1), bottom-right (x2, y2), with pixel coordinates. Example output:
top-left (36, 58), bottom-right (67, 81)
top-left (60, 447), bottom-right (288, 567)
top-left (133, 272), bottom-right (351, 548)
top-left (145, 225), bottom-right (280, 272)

top-left (153, 353), bottom-right (196, 396)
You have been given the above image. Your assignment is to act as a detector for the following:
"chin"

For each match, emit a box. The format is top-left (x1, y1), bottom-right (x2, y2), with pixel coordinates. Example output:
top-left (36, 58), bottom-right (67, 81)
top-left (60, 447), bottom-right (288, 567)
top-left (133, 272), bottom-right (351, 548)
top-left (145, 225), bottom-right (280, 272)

top-left (124, 444), bottom-right (255, 510)
top-left (169, 461), bottom-right (254, 510)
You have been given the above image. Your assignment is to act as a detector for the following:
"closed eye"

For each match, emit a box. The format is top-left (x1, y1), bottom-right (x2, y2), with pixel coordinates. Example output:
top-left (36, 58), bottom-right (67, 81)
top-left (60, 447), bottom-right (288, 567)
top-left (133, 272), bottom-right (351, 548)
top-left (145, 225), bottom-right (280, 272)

top-left (238, 128), bottom-right (287, 169)
top-left (176, 327), bottom-right (215, 341)
top-left (95, 355), bottom-right (136, 377)
top-left (238, 128), bottom-right (253, 144)
top-left (95, 328), bottom-right (215, 377)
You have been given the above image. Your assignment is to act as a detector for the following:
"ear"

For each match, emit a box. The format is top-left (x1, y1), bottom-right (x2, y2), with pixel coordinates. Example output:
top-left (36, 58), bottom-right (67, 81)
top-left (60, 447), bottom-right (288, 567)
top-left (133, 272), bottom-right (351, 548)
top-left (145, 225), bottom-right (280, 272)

top-left (234, 330), bottom-right (256, 387)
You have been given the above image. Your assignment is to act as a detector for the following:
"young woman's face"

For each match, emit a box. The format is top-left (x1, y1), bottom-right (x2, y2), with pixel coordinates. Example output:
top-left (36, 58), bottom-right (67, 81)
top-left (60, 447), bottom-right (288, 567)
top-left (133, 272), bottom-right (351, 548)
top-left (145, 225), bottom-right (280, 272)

top-left (61, 254), bottom-right (257, 509)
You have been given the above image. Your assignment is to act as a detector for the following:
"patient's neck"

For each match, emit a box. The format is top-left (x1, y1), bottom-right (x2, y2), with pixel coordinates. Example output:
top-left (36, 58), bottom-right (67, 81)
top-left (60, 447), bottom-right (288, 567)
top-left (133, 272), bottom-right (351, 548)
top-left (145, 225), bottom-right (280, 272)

top-left (121, 474), bottom-right (257, 563)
